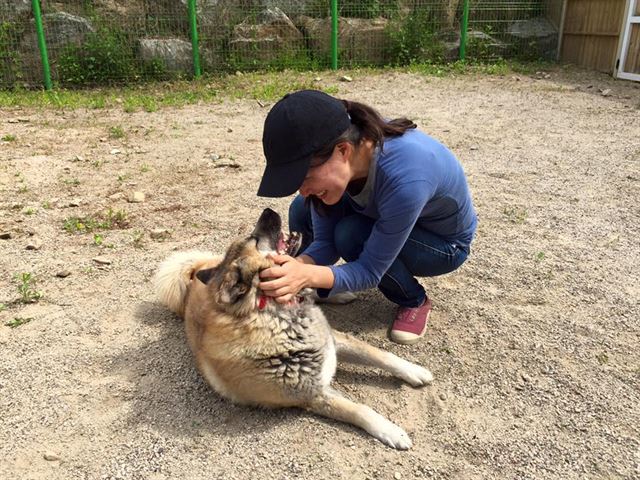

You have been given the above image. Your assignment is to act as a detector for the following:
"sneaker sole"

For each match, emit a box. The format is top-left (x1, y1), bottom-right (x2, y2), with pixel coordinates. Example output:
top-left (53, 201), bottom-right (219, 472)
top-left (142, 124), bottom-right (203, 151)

top-left (388, 330), bottom-right (424, 345)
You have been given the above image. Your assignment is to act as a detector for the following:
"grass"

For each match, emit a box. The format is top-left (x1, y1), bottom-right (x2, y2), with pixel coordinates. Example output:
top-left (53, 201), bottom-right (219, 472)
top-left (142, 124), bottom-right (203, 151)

top-left (63, 177), bottom-right (81, 186)
top-left (0, 61), bottom-right (552, 111)
top-left (2, 134), bottom-right (17, 141)
top-left (109, 125), bottom-right (126, 139)
top-left (5, 317), bottom-right (33, 328)
top-left (63, 208), bottom-right (129, 233)
top-left (15, 273), bottom-right (42, 304)
top-left (93, 233), bottom-right (114, 248)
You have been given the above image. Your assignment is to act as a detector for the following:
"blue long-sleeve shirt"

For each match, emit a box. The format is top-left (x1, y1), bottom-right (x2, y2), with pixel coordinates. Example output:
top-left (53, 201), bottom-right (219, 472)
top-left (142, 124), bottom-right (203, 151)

top-left (303, 129), bottom-right (477, 296)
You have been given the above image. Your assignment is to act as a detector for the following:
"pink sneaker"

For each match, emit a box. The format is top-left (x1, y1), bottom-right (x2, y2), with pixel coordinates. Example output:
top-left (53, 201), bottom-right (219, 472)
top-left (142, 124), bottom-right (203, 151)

top-left (389, 298), bottom-right (432, 345)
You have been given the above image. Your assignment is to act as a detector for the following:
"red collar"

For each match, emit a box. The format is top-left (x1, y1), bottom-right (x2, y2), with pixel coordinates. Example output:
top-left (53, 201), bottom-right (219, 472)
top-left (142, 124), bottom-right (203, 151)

top-left (257, 295), bottom-right (303, 310)
top-left (258, 295), bottom-right (269, 310)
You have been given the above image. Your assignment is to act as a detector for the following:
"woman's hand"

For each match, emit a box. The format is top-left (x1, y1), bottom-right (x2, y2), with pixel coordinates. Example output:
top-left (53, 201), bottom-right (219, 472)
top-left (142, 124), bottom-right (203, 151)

top-left (259, 254), bottom-right (309, 303)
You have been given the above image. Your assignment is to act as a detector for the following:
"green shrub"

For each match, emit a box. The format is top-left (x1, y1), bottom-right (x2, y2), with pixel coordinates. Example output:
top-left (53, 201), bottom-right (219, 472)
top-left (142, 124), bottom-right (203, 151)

top-left (15, 272), bottom-right (42, 304)
top-left (57, 27), bottom-right (167, 86)
top-left (467, 25), bottom-right (500, 60)
top-left (387, 6), bottom-right (445, 65)
top-left (227, 46), bottom-right (318, 73)
top-left (0, 21), bottom-right (25, 87)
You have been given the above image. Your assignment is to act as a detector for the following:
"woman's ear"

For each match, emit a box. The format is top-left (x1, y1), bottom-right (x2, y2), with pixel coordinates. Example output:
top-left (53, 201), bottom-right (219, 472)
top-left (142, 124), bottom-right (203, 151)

top-left (335, 141), bottom-right (352, 161)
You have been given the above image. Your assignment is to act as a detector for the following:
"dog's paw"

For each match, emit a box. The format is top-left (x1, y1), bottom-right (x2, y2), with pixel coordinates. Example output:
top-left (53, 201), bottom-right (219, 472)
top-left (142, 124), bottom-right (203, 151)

top-left (370, 420), bottom-right (412, 450)
top-left (396, 361), bottom-right (434, 387)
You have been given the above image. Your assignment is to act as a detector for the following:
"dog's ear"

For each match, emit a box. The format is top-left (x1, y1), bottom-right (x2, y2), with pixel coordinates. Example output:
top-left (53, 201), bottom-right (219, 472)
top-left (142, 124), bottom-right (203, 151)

top-left (195, 267), bottom-right (216, 284)
top-left (217, 258), bottom-right (252, 304)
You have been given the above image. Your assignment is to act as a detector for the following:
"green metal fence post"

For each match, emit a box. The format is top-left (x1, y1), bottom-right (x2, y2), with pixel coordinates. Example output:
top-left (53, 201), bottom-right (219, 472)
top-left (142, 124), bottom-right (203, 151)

top-left (459, 0), bottom-right (470, 61)
top-left (187, 0), bottom-right (202, 77)
top-left (330, 0), bottom-right (338, 70)
top-left (31, 0), bottom-right (52, 90)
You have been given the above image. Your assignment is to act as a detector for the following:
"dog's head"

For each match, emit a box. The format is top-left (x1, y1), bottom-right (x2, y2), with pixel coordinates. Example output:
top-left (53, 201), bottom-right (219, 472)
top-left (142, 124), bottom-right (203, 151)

top-left (194, 208), bottom-right (302, 317)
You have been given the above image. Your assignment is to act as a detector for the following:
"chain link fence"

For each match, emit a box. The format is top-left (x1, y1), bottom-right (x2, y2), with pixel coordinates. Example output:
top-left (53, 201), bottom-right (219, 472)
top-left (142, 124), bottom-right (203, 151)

top-left (0, 0), bottom-right (560, 89)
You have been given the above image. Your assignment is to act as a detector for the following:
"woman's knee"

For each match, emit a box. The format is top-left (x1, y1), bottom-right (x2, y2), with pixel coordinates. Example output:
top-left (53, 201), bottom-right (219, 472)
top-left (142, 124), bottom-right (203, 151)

top-left (288, 195), bottom-right (309, 232)
top-left (334, 215), bottom-right (372, 261)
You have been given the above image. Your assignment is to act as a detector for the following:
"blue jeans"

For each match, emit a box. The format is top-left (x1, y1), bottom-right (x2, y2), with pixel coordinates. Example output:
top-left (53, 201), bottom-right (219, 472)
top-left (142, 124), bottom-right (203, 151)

top-left (289, 195), bottom-right (470, 308)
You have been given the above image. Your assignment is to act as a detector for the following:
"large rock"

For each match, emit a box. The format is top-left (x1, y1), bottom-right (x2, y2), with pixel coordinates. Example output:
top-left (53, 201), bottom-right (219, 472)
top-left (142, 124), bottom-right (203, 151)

top-left (139, 38), bottom-right (193, 72)
top-left (229, 7), bottom-right (304, 65)
top-left (0, 0), bottom-right (30, 15)
top-left (95, 0), bottom-right (144, 17)
top-left (182, 0), bottom-right (240, 32)
top-left (441, 30), bottom-right (507, 61)
top-left (22, 12), bottom-right (95, 52)
top-left (18, 12), bottom-right (95, 83)
top-left (507, 16), bottom-right (558, 59)
top-left (297, 16), bottom-right (391, 65)
top-left (93, 0), bottom-right (145, 21)
top-left (200, 45), bottom-right (225, 71)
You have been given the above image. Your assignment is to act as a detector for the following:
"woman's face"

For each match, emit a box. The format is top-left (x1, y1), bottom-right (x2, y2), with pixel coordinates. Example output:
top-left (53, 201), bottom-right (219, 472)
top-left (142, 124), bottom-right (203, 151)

top-left (299, 144), bottom-right (350, 205)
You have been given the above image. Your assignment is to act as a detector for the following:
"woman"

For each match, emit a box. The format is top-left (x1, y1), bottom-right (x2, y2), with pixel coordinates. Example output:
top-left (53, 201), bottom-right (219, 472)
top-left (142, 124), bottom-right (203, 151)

top-left (257, 90), bottom-right (477, 344)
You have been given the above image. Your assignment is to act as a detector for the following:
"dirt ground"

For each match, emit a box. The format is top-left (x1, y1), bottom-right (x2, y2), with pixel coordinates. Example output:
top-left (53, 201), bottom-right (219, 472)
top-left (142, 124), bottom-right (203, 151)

top-left (1, 67), bottom-right (639, 480)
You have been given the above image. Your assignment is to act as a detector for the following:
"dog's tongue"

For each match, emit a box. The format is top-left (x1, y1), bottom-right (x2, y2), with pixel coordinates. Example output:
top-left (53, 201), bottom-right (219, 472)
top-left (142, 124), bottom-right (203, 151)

top-left (276, 232), bottom-right (301, 256)
top-left (276, 232), bottom-right (287, 255)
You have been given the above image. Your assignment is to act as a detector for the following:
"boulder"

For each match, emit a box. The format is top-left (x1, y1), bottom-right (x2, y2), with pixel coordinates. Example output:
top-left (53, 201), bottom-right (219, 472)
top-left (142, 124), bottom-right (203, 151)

top-left (182, 0), bottom-right (237, 32)
top-left (19, 12), bottom-right (95, 83)
top-left (139, 38), bottom-right (193, 72)
top-left (441, 30), bottom-right (508, 61)
top-left (22, 12), bottom-right (95, 53)
top-left (297, 16), bottom-right (391, 65)
top-left (229, 7), bottom-right (304, 65)
top-left (200, 45), bottom-right (225, 71)
top-left (95, 0), bottom-right (145, 18)
top-left (507, 16), bottom-right (558, 59)
top-left (182, 0), bottom-right (254, 70)
top-left (0, 0), bottom-right (31, 16)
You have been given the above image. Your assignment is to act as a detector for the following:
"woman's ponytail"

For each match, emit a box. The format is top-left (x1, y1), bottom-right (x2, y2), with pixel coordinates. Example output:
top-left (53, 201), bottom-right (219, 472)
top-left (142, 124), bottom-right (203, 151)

top-left (342, 99), bottom-right (416, 150)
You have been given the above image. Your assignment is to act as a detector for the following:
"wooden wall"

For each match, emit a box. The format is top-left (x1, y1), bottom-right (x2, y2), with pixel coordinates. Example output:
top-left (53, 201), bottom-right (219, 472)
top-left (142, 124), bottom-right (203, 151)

top-left (624, 24), bottom-right (640, 73)
top-left (559, 0), bottom-right (627, 72)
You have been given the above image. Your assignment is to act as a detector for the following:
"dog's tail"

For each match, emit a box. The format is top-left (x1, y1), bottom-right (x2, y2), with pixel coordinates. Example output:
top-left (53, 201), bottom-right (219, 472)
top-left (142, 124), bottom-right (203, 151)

top-left (154, 251), bottom-right (219, 316)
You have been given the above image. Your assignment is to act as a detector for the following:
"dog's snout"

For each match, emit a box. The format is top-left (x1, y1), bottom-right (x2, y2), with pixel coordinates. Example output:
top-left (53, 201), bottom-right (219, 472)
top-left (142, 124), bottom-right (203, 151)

top-left (256, 208), bottom-right (282, 233)
top-left (260, 208), bottom-right (280, 222)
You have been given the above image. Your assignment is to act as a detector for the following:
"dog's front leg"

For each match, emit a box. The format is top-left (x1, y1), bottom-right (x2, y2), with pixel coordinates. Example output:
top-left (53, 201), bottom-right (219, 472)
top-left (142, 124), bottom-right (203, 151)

top-left (332, 330), bottom-right (433, 387)
top-left (306, 388), bottom-right (412, 450)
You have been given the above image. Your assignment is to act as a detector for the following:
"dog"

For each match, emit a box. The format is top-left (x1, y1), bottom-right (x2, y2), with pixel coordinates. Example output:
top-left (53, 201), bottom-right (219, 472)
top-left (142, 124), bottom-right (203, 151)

top-left (154, 208), bottom-right (433, 449)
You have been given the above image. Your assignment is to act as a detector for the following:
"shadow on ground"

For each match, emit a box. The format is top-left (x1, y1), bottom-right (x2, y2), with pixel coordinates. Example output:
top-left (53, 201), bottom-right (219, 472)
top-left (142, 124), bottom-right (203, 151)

top-left (103, 295), bottom-right (411, 443)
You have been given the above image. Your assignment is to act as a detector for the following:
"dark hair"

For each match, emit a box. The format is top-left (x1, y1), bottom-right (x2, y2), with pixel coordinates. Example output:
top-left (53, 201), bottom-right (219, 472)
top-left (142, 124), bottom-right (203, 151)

top-left (307, 99), bottom-right (417, 215)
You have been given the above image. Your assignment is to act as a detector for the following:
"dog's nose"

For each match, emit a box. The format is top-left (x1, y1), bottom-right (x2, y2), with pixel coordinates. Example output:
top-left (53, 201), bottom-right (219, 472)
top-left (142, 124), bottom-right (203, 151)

top-left (255, 208), bottom-right (282, 233)
top-left (262, 207), bottom-right (277, 217)
top-left (259, 208), bottom-right (279, 224)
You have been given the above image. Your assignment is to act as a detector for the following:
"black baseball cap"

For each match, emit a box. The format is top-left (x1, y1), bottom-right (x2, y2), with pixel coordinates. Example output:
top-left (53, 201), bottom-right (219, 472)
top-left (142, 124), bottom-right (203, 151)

top-left (258, 90), bottom-right (351, 197)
